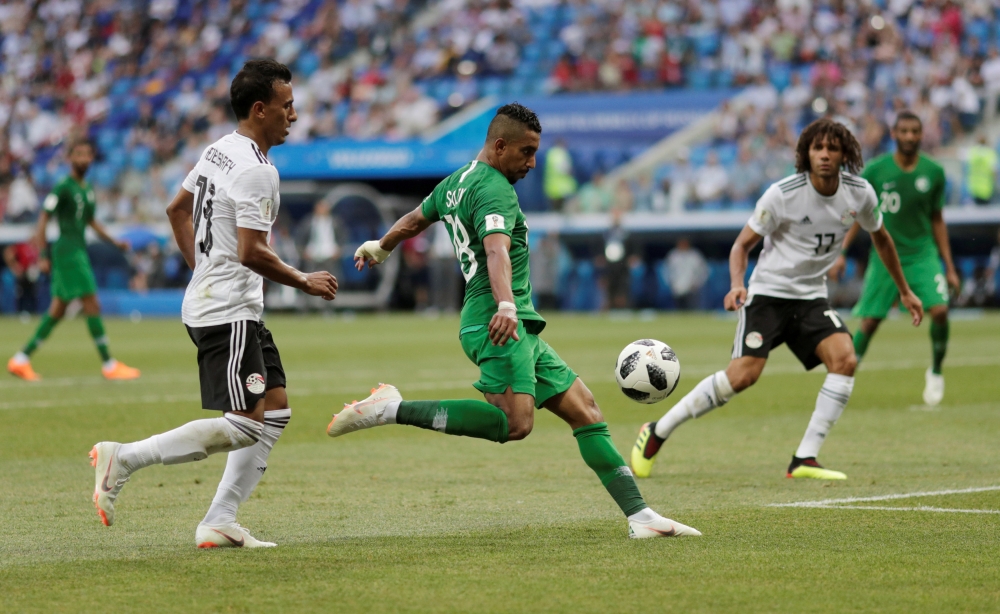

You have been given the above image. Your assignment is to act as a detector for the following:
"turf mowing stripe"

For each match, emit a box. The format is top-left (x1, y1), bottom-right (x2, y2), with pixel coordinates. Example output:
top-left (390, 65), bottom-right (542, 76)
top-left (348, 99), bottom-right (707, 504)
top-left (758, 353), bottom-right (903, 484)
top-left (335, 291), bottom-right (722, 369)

top-left (768, 485), bottom-right (1000, 508)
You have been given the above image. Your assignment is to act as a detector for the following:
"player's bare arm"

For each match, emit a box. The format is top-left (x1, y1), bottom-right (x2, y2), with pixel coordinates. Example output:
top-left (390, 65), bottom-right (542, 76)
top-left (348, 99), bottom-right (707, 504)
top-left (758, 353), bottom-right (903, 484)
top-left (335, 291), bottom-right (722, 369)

top-left (829, 221), bottom-right (861, 280)
top-left (354, 205), bottom-right (433, 270)
top-left (870, 226), bottom-right (923, 325)
top-left (88, 218), bottom-right (129, 252)
top-left (237, 227), bottom-right (337, 300)
top-left (484, 232), bottom-right (519, 346)
top-left (725, 224), bottom-right (763, 311)
top-left (166, 188), bottom-right (197, 269)
top-left (930, 210), bottom-right (960, 293)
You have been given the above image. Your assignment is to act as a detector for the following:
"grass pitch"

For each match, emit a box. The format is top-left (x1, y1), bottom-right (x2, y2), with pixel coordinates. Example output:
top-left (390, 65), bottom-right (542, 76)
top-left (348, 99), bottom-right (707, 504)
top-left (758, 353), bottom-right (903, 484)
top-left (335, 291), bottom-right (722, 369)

top-left (1, 311), bottom-right (998, 613)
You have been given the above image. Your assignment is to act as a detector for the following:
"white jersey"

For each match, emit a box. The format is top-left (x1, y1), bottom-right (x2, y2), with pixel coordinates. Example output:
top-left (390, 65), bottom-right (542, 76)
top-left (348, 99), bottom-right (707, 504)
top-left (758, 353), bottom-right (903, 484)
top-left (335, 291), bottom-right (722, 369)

top-left (747, 172), bottom-right (882, 300)
top-left (181, 132), bottom-right (280, 327)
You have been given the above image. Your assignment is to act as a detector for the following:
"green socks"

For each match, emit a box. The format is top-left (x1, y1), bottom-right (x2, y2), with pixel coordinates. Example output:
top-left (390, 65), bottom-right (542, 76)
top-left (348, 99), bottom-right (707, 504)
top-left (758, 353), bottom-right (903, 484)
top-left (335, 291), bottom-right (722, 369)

top-left (22, 314), bottom-right (61, 355)
top-left (86, 316), bottom-right (112, 362)
top-left (930, 319), bottom-right (949, 375)
top-left (852, 329), bottom-right (871, 362)
top-left (396, 400), bottom-right (509, 443)
top-left (573, 422), bottom-right (647, 517)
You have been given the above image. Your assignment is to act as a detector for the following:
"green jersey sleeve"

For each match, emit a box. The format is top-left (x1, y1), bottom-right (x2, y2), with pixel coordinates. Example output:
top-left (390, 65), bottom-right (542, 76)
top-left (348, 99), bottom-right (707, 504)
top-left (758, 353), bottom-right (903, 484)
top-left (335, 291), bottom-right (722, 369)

top-left (43, 183), bottom-right (64, 214)
top-left (471, 181), bottom-right (518, 239)
top-left (420, 193), bottom-right (440, 223)
top-left (931, 165), bottom-right (946, 212)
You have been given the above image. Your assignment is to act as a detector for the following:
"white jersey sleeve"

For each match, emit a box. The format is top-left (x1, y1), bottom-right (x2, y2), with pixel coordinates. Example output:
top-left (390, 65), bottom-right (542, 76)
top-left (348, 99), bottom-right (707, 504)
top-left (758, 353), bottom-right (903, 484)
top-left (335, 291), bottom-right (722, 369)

top-left (855, 181), bottom-right (883, 233)
top-left (181, 166), bottom-right (199, 194)
top-left (747, 184), bottom-right (784, 236)
top-left (231, 165), bottom-right (279, 232)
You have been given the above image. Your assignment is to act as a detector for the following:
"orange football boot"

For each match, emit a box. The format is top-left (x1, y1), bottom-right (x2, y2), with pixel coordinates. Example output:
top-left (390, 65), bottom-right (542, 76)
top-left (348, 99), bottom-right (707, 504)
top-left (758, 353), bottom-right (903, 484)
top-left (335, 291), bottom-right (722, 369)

top-left (7, 357), bottom-right (41, 381)
top-left (102, 360), bottom-right (141, 380)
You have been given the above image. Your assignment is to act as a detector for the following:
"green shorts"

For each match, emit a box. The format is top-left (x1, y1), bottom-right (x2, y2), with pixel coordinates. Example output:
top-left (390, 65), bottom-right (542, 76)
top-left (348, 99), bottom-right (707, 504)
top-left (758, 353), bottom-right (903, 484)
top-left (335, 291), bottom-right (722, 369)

top-left (852, 253), bottom-right (948, 319)
top-left (51, 250), bottom-right (98, 301)
top-left (459, 321), bottom-right (578, 408)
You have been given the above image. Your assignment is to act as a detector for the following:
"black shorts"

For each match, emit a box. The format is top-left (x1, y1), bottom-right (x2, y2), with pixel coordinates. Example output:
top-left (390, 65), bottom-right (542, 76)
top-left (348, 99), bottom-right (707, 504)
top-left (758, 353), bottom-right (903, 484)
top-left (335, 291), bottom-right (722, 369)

top-left (186, 320), bottom-right (286, 412)
top-left (731, 294), bottom-right (850, 370)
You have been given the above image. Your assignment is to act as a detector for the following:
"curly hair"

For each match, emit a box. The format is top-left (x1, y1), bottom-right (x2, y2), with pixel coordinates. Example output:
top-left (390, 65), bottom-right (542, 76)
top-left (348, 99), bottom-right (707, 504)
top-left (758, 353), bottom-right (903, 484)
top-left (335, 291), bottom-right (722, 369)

top-left (486, 102), bottom-right (542, 143)
top-left (794, 118), bottom-right (864, 175)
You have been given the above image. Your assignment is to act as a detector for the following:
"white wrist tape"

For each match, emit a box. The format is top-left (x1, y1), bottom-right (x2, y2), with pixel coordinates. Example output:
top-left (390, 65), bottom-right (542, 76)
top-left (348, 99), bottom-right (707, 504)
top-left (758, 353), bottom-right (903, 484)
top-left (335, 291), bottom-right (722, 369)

top-left (497, 301), bottom-right (516, 315)
top-left (355, 240), bottom-right (392, 264)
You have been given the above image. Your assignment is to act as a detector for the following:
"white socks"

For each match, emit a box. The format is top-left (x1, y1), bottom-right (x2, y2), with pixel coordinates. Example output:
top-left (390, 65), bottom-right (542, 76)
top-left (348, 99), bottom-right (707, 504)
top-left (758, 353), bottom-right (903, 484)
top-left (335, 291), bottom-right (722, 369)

top-left (202, 409), bottom-right (291, 526)
top-left (382, 400), bottom-right (400, 424)
top-left (627, 507), bottom-right (657, 523)
top-left (795, 373), bottom-right (854, 459)
top-left (117, 413), bottom-right (262, 472)
top-left (653, 371), bottom-right (736, 440)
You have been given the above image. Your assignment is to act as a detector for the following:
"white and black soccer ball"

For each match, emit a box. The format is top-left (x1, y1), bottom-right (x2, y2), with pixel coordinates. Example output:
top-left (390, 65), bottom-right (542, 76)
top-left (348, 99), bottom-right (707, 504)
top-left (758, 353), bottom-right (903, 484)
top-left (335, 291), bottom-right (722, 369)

top-left (614, 339), bottom-right (681, 404)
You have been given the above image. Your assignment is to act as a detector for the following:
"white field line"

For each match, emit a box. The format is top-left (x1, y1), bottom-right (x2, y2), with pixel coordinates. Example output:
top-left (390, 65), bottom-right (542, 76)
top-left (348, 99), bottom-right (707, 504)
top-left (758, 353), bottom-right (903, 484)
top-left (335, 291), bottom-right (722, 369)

top-left (769, 485), bottom-right (1000, 515)
top-left (3, 354), bottom-right (999, 392)
top-left (795, 505), bottom-right (1000, 515)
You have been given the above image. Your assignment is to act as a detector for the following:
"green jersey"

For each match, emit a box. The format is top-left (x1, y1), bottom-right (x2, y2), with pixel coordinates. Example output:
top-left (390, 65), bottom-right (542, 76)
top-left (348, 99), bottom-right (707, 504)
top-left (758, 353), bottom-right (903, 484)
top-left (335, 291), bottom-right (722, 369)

top-left (43, 175), bottom-right (96, 259)
top-left (861, 154), bottom-right (945, 261)
top-left (421, 160), bottom-right (545, 333)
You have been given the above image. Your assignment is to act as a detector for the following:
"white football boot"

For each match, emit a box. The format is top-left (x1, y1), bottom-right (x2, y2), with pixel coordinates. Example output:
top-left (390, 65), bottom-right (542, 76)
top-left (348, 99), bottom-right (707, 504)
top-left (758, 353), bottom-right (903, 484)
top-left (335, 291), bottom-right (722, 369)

top-left (327, 383), bottom-right (402, 437)
top-left (923, 368), bottom-right (944, 406)
top-left (196, 522), bottom-right (276, 549)
top-left (628, 510), bottom-right (702, 538)
top-left (89, 442), bottom-right (130, 526)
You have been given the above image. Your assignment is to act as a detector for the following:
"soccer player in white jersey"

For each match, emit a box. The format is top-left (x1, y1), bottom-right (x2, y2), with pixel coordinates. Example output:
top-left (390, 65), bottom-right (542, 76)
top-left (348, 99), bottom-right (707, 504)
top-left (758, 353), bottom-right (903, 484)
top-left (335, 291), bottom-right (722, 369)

top-left (631, 119), bottom-right (923, 480)
top-left (88, 60), bottom-right (337, 547)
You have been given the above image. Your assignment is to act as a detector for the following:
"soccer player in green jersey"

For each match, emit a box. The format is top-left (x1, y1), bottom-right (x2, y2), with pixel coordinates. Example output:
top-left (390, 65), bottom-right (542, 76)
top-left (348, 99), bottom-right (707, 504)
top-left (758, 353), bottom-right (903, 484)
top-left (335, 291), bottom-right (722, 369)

top-left (326, 104), bottom-right (700, 538)
top-left (831, 111), bottom-right (959, 405)
top-left (7, 139), bottom-right (140, 382)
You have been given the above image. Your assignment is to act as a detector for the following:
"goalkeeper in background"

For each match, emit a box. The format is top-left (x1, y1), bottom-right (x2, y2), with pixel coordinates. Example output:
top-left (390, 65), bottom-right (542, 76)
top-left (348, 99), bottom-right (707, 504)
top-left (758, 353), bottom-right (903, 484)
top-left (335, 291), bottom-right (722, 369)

top-left (7, 138), bottom-right (140, 381)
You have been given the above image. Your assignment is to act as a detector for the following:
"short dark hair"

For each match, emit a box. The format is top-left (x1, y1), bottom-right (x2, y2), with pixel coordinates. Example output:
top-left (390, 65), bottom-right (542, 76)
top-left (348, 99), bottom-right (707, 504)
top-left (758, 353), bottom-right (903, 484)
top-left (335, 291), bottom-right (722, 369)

top-left (794, 118), bottom-right (864, 175)
top-left (486, 102), bottom-right (542, 144)
top-left (230, 59), bottom-right (293, 120)
top-left (67, 136), bottom-right (95, 155)
top-left (893, 110), bottom-right (922, 129)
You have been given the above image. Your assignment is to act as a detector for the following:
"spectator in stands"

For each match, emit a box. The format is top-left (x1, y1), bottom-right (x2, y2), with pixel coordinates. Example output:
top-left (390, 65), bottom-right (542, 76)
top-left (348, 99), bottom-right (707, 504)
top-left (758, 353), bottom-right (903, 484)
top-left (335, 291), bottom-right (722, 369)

top-left (485, 32), bottom-right (519, 75)
top-left (728, 144), bottom-right (764, 206)
top-left (3, 242), bottom-right (40, 313)
top-left (612, 178), bottom-right (634, 213)
top-left (391, 84), bottom-right (439, 138)
top-left (428, 223), bottom-right (460, 313)
top-left (958, 265), bottom-right (992, 308)
top-left (651, 176), bottom-right (672, 212)
top-left (603, 208), bottom-right (631, 310)
top-left (530, 231), bottom-right (562, 312)
top-left (543, 139), bottom-right (577, 212)
top-left (663, 238), bottom-right (709, 311)
top-left (5, 167), bottom-right (38, 223)
top-left (574, 171), bottom-right (612, 213)
top-left (298, 200), bottom-right (343, 308)
top-left (981, 47), bottom-right (1000, 95)
top-left (966, 135), bottom-right (998, 205)
top-left (632, 172), bottom-right (655, 212)
top-left (693, 151), bottom-right (729, 206)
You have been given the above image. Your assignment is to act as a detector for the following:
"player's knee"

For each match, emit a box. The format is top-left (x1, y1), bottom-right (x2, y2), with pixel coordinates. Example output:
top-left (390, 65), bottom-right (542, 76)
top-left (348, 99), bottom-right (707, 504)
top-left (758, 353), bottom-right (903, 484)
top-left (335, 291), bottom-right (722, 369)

top-left (830, 353), bottom-right (857, 376)
top-left (930, 307), bottom-right (948, 325)
top-left (507, 414), bottom-right (534, 441)
top-left (728, 369), bottom-right (759, 392)
top-left (264, 387), bottom-right (288, 411)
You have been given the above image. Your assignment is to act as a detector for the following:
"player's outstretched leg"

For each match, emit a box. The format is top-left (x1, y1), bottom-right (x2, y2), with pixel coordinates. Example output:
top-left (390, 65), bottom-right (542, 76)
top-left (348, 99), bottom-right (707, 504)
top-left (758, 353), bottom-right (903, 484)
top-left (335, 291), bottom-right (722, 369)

top-left (90, 413), bottom-right (262, 526)
top-left (8, 307), bottom-right (64, 381)
top-left (548, 380), bottom-right (699, 538)
top-left (923, 308), bottom-right (948, 406)
top-left (631, 367), bottom-right (743, 478)
top-left (327, 384), bottom-right (510, 442)
top-left (197, 404), bottom-right (290, 548)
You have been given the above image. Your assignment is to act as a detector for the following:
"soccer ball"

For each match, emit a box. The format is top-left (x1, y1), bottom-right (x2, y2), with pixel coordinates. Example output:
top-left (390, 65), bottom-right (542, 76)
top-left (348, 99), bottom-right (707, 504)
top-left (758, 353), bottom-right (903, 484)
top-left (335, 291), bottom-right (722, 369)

top-left (614, 339), bottom-right (681, 404)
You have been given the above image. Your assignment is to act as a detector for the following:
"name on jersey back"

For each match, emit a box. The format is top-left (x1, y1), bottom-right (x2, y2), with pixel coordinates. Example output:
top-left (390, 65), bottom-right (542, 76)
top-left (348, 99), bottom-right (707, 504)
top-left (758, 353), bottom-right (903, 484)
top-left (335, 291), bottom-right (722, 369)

top-left (204, 147), bottom-right (237, 174)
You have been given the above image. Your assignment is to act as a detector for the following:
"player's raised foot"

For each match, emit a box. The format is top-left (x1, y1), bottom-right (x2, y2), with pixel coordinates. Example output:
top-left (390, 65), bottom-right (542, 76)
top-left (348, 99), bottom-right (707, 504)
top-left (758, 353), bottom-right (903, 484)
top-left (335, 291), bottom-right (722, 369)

top-left (102, 359), bottom-right (140, 380)
top-left (89, 442), bottom-right (131, 526)
top-left (628, 509), bottom-right (701, 538)
top-left (786, 456), bottom-right (846, 480)
top-left (196, 522), bottom-right (276, 549)
top-left (630, 422), bottom-right (664, 478)
top-left (923, 368), bottom-right (944, 406)
top-left (7, 354), bottom-right (40, 381)
top-left (327, 383), bottom-right (402, 437)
